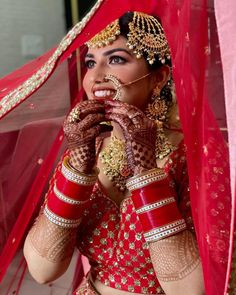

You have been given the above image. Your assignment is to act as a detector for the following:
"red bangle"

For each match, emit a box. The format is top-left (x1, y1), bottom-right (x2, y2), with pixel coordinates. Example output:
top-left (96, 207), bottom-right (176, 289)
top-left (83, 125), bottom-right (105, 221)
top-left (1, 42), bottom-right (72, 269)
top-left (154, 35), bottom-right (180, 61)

top-left (131, 176), bottom-right (186, 242)
top-left (131, 177), bottom-right (176, 207)
top-left (43, 155), bottom-right (98, 227)
top-left (56, 170), bottom-right (93, 201)
top-left (47, 189), bottom-right (87, 219)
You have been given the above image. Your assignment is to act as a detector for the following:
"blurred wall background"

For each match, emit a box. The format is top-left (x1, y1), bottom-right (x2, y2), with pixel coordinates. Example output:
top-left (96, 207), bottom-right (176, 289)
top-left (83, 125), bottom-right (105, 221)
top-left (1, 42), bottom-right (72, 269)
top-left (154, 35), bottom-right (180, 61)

top-left (0, 0), bottom-right (66, 78)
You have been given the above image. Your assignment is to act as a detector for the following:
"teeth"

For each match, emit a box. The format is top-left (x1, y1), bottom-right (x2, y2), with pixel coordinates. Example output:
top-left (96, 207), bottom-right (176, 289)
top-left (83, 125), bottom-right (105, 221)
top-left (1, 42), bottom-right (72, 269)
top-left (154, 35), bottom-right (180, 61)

top-left (94, 90), bottom-right (114, 97)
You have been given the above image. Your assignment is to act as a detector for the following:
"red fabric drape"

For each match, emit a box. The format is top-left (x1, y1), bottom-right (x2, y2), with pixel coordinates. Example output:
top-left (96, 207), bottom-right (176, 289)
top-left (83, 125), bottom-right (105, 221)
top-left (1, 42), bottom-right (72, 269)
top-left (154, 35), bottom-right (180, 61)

top-left (0, 1), bottom-right (233, 294)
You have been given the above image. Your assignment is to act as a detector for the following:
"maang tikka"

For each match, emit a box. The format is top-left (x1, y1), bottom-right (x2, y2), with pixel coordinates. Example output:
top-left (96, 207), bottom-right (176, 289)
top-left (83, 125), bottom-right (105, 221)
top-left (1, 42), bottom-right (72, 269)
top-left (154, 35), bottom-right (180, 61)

top-left (127, 12), bottom-right (171, 65)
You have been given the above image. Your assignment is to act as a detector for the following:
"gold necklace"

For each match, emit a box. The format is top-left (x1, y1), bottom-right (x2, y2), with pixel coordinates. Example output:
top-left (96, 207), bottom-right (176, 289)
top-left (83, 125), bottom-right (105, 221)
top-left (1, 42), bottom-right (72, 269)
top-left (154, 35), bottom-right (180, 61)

top-left (99, 128), bottom-right (173, 191)
top-left (99, 135), bottom-right (132, 191)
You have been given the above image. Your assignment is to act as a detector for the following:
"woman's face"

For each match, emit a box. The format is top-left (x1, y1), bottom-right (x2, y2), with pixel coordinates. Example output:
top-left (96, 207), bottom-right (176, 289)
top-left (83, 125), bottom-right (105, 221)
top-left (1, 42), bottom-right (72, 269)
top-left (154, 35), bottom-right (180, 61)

top-left (83, 36), bottom-right (155, 109)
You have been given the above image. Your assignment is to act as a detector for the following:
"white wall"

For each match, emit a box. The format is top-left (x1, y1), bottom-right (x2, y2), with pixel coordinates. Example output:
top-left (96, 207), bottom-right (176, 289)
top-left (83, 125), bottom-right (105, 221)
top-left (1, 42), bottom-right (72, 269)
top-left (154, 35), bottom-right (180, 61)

top-left (0, 0), bottom-right (66, 78)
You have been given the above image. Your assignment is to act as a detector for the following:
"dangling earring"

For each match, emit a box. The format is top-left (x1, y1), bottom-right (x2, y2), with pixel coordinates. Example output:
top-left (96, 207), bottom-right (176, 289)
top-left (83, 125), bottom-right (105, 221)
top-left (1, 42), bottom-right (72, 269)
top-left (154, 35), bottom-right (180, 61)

top-left (145, 86), bottom-right (173, 160)
top-left (145, 86), bottom-right (168, 122)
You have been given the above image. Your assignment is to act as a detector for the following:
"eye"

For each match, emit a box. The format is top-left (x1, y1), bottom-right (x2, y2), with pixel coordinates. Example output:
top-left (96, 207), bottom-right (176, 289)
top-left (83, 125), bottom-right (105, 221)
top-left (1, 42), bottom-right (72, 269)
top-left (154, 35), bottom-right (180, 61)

top-left (109, 55), bottom-right (126, 64)
top-left (85, 59), bottom-right (96, 69)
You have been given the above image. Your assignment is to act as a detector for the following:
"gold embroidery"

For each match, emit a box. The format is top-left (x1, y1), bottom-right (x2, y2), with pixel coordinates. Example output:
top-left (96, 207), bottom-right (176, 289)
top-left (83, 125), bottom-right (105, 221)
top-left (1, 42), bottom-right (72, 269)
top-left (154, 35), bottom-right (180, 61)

top-left (0, 0), bottom-right (103, 119)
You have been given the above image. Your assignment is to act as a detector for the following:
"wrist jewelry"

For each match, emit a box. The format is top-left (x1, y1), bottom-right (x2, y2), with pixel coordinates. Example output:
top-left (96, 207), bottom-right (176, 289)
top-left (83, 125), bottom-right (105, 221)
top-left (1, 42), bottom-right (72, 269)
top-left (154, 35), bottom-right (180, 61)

top-left (130, 174), bottom-right (187, 242)
top-left (62, 156), bottom-right (98, 186)
top-left (44, 205), bottom-right (81, 228)
top-left (126, 168), bottom-right (167, 191)
top-left (43, 155), bottom-right (98, 228)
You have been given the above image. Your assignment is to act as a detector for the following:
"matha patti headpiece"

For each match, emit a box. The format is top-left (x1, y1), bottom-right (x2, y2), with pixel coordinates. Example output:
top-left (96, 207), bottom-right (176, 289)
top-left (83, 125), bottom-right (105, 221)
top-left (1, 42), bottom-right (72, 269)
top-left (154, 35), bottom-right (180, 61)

top-left (127, 12), bottom-right (171, 65)
top-left (86, 12), bottom-right (171, 65)
top-left (86, 19), bottom-right (120, 48)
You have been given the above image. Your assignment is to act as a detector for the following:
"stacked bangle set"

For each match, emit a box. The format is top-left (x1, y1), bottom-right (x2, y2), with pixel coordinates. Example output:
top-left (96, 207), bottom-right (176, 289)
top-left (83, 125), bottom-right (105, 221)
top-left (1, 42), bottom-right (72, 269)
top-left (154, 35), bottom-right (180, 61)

top-left (43, 156), bottom-right (98, 228)
top-left (44, 156), bottom-right (186, 241)
top-left (127, 168), bottom-right (187, 242)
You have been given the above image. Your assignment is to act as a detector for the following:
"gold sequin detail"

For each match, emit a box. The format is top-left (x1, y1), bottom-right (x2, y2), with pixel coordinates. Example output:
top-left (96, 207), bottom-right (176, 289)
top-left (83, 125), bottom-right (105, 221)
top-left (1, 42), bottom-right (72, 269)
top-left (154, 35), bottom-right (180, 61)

top-left (0, 0), bottom-right (103, 119)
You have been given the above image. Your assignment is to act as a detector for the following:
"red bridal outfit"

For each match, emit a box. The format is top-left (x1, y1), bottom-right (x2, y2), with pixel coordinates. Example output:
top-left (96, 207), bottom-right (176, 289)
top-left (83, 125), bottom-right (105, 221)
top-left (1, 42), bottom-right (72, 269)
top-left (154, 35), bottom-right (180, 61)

top-left (0, 0), bottom-right (235, 294)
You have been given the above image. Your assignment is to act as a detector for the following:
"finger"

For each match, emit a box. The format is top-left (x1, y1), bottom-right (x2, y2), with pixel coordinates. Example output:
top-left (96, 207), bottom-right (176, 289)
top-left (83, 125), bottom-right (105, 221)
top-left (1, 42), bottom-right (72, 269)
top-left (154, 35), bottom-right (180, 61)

top-left (67, 101), bottom-right (104, 124)
top-left (88, 124), bottom-right (103, 138)
top-left (105, 113), bottom-right (132, 133)
top-left (105, 104), bottom-right (145, 125)
top-left (79, 113), bottom-right (107, 131)
top-left (77, 99), bottom-right (104, 107)
top-left (74, 101), bottom-right (105, 117)
top-left (105, 100), bottom-right (144, 117)
top-left (105, 100), bottom-right (143, 113)
top-left (104, 99), bottom-right (129, 108)
top-left (80, 105), bottom-right (105, 119)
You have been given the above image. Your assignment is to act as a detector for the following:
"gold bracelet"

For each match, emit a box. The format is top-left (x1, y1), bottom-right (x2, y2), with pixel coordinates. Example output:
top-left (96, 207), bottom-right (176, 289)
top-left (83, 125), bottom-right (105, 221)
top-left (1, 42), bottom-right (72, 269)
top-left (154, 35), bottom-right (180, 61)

top-left (126, 168), bottom-right (167, 191)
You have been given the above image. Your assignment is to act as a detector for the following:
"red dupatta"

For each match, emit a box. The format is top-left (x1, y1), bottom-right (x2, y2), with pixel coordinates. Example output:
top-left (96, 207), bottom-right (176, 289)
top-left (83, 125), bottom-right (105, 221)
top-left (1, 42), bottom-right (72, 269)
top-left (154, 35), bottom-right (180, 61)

top-left (0, 0), bottom-right (234, 294)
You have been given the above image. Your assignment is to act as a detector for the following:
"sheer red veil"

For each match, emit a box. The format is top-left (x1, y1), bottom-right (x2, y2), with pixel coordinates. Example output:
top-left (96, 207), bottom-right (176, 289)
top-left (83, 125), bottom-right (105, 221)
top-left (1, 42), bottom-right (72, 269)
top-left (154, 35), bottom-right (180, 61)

top-left (0, 0), bottom-right (235, 294)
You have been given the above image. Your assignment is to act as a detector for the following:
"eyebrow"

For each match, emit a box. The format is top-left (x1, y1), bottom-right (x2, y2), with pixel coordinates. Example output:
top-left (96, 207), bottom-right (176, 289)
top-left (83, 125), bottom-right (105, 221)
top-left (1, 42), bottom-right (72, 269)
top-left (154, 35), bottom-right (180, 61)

top-left (85, 48), bottom-right (132, 58)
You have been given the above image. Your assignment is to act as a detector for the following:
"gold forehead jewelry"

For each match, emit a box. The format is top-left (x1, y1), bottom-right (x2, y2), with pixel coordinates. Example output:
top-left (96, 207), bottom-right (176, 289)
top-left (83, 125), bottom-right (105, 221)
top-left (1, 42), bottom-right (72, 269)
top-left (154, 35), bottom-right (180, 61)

top-left (127, 12), bottom-right (171, 65)
top-left (86, 19), bottom-right (120, 48)
top-left (86, 12), bottom-right (170, 65)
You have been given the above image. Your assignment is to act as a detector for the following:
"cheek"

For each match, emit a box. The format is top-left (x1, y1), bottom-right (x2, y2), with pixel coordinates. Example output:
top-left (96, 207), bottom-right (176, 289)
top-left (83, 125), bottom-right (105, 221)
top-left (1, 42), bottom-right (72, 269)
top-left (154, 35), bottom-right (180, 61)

top-left (82, 74), bottom-right (89, 93)
top-left (124, 85), bottom-right (151, 109)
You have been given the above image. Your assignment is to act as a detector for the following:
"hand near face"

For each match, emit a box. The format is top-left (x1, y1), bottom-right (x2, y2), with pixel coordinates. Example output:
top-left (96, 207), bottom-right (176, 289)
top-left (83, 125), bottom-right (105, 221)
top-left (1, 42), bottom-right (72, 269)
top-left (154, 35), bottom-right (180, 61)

top-left (63, 100), bottom-right (110, 174)
top-left (105, 100), bottom-right (157, 175)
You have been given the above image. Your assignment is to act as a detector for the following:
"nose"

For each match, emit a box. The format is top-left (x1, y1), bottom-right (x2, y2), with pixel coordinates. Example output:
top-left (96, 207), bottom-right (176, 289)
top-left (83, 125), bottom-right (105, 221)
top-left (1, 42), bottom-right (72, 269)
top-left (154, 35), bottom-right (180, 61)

top-left (89, 65), bottom-right (107, 84)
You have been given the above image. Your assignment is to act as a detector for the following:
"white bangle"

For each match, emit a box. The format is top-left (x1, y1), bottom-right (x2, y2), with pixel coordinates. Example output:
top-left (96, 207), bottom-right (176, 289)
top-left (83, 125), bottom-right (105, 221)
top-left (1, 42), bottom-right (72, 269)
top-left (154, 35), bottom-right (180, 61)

top-left (126, 168), bottom-right (167, 191)
top-left (43, 205), bottom-right (81, 228)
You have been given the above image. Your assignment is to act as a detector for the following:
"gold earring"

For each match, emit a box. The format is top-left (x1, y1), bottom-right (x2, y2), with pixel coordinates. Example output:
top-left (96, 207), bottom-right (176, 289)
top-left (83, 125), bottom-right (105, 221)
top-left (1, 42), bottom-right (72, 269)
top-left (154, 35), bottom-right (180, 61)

top-left (145, 86), bottom-right (173, 160)
top-left (145, 86), bottom-right (168, 122)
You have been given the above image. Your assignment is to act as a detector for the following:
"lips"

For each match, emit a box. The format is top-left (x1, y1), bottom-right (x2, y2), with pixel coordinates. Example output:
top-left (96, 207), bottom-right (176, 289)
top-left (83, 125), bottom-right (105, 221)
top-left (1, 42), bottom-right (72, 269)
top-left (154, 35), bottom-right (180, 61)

top-left (93, 89), bottom-right (115, 99)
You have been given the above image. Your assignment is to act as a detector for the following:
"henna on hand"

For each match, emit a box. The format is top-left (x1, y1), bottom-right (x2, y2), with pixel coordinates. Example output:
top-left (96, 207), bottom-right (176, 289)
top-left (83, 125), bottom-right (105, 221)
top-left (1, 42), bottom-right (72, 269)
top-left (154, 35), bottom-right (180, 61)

top-left (28, 213), bottom-right (77, 263)
top-left (105, 100), bottom-right (157, 175)
top-left (149, 230), bottom-right (201, 282)
top-left (64, 100), bottom-right (108, 174)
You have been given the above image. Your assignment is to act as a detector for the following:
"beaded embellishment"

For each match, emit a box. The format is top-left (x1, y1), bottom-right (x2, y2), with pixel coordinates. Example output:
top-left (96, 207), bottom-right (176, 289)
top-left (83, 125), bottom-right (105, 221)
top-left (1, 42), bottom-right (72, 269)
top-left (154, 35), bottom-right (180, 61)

top-left (127, 12), bottom-right (171, 64)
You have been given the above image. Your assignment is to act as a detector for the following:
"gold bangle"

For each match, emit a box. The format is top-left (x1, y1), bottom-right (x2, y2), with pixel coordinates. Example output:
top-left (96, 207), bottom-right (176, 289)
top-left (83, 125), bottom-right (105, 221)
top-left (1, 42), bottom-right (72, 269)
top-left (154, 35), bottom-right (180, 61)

top-left (67, 158), bottom-right (99, 177)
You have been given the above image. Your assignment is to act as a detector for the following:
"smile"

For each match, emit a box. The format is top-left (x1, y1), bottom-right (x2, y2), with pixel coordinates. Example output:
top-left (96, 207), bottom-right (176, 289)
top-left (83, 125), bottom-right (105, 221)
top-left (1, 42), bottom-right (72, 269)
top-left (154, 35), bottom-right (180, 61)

top-left (93, 90), bottom-right (115, 98)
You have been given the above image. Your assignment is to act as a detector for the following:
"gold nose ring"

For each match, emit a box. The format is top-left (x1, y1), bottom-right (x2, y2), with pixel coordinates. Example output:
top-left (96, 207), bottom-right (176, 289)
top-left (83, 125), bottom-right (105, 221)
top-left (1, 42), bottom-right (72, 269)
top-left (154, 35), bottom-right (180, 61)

top-left (104, 74), bottom-right (122, 101)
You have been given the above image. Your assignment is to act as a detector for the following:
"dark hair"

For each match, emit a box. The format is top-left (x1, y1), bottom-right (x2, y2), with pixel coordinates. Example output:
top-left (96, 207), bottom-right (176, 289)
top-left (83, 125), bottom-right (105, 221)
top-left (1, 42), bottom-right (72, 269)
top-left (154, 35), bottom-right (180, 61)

top-left (119, 12), bottom-right (172, 71)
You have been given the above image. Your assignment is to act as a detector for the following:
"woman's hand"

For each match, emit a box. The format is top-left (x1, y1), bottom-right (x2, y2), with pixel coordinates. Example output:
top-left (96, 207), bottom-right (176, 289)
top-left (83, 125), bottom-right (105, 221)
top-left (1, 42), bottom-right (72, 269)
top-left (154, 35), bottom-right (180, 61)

top-left (105, 100), bottom-right (157, 175)
top-left (63, 100), bottom-right (109, 174)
